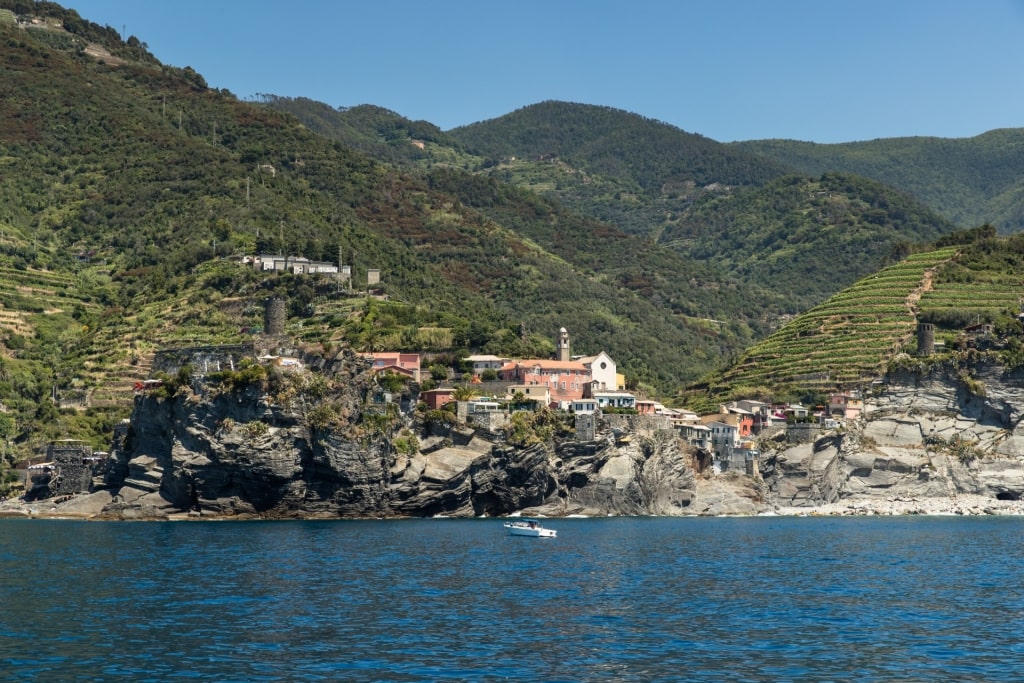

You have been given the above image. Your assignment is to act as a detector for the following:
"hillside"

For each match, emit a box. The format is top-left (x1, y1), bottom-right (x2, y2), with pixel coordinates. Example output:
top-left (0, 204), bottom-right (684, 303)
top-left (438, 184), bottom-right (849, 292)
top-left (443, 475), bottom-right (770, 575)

top-left (449, 101), bottom-right (790, 192)
top-left (252, 96), bottom-right (466, 168)
top-left (688, 230), bottom-right (1024, 407)
top-left (266, 98), bottom-right (958, 313)
top-left (659, 172), bottom-right (955, 310)
top-left (0, 2), bottom-right (794, 465)
top-left (733, 130), bottom-right (1024, 232)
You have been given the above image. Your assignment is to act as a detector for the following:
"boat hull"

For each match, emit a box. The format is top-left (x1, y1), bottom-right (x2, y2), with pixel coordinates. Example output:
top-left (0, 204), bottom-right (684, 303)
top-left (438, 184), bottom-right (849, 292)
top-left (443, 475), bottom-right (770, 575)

top-left (504, 522), bottom-right (557, 538)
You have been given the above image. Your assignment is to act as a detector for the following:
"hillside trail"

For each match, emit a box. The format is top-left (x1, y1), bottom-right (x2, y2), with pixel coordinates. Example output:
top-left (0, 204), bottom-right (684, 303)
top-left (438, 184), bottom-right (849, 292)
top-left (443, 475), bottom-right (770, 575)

top-left (906, 267), bottom-right (936, 312)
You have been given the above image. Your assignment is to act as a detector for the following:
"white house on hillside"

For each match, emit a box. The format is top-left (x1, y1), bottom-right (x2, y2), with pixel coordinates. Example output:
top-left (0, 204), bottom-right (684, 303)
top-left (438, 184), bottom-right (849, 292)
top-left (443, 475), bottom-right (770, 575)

top-left (466, 354), bottom-right (508, 375)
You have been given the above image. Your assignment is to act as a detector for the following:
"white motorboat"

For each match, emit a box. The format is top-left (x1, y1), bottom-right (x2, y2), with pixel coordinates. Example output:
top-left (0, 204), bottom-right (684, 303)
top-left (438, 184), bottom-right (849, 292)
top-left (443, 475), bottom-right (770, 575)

top-left (504, 519), bottom-right (557, 538)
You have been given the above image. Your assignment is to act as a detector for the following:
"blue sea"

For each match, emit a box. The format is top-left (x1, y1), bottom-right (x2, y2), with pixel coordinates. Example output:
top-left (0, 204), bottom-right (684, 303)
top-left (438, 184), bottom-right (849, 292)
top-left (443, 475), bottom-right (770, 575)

top-left (2, 516), bottom-right (1023, 682)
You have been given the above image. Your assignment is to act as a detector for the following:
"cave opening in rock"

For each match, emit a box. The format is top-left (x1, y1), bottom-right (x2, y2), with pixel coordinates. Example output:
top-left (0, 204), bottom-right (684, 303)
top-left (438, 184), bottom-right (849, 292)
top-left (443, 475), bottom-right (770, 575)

top-left (996, 492), bottom-right (1021, 501)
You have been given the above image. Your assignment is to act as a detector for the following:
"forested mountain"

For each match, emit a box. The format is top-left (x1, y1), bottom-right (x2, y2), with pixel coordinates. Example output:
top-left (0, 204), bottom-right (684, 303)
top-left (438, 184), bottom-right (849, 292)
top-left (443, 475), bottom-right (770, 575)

top-left (733, 130), bottom-right (1024, 232)
top-left (450, 101), bottom-right (790, 192)
top-left (263, 98), bottom-right (958, 312)
top-left (251, 96), bottom-right (465, 167)
top-left (1, 0), bottom-right (1017, 471)
top-left (659, 172), bottom-right (954, 310)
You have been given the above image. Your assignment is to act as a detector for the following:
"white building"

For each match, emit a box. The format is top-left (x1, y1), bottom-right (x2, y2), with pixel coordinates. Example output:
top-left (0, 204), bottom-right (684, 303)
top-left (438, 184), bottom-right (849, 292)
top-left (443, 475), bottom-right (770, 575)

top-left (578, 351), bottom-right (618, 390)
top-left (466, 354), bottom-right (508, 374)
top-left (594, 391), bottom-right (636, 410)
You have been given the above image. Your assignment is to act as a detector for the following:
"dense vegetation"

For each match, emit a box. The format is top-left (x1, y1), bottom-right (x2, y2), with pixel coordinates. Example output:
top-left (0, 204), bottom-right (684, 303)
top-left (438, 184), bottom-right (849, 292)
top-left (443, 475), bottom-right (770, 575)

top-left (265, 98), bottom-right (959, 316)
top-left (449, 101), bottom-right (790, 192)
top-left (659, 172), bottom-right (955, 310)
top-left (733, 130), bottom-right (1024, 232)
top-left (2, 1), bottom-right (1023, 494)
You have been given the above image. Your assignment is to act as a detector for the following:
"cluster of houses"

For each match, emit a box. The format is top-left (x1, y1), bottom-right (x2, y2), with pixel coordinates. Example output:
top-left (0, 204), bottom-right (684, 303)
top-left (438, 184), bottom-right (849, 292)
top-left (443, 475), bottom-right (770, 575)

top-left (364, 327), bottom-right (640, 412)
top-left (364, 327), bottom-right (867, 475)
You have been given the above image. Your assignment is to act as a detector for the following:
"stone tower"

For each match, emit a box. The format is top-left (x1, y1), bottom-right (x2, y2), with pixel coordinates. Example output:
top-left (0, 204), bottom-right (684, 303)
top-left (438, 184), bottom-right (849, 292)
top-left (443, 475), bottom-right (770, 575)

top-left (265, 297), bottom-right (287, 336)
top-left (917, 322), bottom-right (935, 356)
top-left (557, 326), bottom-right (571, 362)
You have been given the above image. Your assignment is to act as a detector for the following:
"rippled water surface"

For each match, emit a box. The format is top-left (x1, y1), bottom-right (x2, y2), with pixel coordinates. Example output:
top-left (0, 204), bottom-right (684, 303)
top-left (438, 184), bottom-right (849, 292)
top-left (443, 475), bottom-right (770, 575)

top-left (3, 516), bottom-right (1024, 681)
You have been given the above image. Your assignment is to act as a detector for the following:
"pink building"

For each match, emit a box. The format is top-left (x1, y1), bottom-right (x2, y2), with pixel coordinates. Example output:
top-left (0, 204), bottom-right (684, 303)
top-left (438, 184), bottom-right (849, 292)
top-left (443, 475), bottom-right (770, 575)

top-left (364, 352), bottom-right (422, 382)
top-left (499, 360), bottom-right (590, 405)
top-left (420, 388), bottom-right (455, 410)
top-left (828, 393), bottom-right (863, 420)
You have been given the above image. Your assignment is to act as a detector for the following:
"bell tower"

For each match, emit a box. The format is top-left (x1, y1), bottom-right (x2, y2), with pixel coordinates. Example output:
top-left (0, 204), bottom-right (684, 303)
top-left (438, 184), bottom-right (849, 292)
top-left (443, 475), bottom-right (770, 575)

top-left (557, 326), bottom-right (571, 362)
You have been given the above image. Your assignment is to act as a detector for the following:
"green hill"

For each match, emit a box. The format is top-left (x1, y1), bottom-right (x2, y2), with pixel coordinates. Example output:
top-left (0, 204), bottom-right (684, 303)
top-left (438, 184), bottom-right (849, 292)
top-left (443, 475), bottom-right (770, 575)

top-left (267, 98), bottom-right (959, 313)
top-left (689, 231), bottom-right (1024, 407)
top-left (441, 102), bottom-right (956, 308)
top-left (0, 1), bottom-right (784, 466)
top-left (659, 172), bottom-right (955, 310)
top-left (450, 100), bottom-right (790, 192)
top-left (733, 130), bottom-right (1024, 232)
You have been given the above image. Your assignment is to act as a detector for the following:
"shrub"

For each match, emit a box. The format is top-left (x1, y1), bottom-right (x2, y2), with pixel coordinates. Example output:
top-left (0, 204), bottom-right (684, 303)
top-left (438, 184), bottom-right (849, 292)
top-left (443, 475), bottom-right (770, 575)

top-left (306, 403), bottom-right (339, 431)
top-left (239, 421), bottom-right (269, 439)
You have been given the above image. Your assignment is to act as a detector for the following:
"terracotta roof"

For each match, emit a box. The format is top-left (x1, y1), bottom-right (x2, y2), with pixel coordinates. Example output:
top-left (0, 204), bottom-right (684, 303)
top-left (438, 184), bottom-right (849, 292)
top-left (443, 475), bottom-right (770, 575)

top-left (515, 360), bottom-right (587, 371)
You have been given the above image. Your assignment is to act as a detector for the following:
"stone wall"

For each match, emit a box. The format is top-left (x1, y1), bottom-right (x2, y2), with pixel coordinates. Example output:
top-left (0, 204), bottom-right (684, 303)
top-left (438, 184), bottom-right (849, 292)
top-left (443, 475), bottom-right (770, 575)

top-left (48, 440), bottom-right (95, 496)
top-left (152, 344), bottom-right (257, 377)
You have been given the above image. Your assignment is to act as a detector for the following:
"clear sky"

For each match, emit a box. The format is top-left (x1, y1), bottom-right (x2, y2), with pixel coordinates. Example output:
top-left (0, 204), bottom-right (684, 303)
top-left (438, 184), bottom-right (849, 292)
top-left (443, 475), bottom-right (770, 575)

top-left (65, 0), bottom-right (1024, 143)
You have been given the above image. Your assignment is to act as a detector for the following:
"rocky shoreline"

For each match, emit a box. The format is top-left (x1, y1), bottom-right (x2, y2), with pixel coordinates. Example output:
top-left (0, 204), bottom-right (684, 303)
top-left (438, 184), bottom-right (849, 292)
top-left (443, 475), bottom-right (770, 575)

top-left (772, 494), bottom-right (1024, 517)
top-left (4, 490), bottom-right (1023, 521)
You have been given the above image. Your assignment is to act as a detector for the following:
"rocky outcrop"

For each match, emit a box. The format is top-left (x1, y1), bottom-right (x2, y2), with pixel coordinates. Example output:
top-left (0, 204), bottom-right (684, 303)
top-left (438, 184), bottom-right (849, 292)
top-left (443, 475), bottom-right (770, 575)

top-left (82, 348), bottom-right (719, 520)
top-left (762, 361), bottom-right (1024, 511)
top-left (19, 353), bottom-right (1024, 521)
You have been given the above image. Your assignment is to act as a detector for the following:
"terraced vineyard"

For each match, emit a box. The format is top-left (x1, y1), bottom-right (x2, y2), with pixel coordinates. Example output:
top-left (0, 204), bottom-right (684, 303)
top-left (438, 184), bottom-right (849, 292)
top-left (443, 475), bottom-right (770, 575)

top-left (918, 274), bottom-right (1024, 322)
top-left (703, 247), bottom-right (960, 396)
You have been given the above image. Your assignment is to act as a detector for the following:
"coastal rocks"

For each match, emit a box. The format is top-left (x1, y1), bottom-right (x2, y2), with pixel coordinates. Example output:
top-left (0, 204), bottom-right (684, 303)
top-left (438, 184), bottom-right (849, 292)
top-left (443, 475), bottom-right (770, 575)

top-left (529, 431), bottom-right (699, 517)
top-left (764, 361), bottom-right (1024, 511)
top-left (96, 358), bottom-right (708, 519)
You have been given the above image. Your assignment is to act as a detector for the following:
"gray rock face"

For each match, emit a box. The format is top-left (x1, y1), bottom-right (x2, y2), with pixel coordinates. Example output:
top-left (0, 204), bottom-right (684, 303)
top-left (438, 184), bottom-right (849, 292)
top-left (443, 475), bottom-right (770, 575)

top-left (98, 354), bottom-right (713, 519)
top-left (763, 361), bottom-right (1024, 508)
top-left (87, 354), bottom-right (1024, 519)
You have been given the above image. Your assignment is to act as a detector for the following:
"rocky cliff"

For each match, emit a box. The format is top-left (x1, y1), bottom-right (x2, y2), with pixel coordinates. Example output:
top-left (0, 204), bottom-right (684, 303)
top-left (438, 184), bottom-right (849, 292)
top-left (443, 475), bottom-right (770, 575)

top-left (763, 361), bottom-right (1024, 512)
top-left (81, 348), bottom-right (719, 520)
top-left (11, 355), bottom-right (1024, 521)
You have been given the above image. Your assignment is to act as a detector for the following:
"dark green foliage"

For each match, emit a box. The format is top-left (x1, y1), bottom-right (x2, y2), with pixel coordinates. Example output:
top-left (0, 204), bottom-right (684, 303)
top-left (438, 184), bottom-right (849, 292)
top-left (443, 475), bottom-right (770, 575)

top-left (450, 101), bottom-right (789, 192)
top-left (257, 96), bottom-right (465, 166)
top-left (659, 173), bottom-right (955, 310)
top-left (733, 131), bottom-right (1024, 232)
top-left (936, 224), bottom-right (999, 248)
top-left (207, 359), bottom-right (268, 392)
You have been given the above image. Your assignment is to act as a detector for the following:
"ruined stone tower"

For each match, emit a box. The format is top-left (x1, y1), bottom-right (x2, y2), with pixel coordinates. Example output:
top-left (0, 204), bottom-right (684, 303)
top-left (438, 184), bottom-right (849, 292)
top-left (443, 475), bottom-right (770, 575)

top-left (917, 322), bottom-right (935, 356)
top-left (265, 297), bottom-right (286, 336)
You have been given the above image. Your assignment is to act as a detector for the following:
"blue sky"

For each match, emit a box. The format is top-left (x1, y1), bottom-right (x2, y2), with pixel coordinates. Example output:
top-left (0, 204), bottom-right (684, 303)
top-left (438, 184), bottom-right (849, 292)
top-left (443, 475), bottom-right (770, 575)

top-left (67, 0), bottom-right (1024, 143)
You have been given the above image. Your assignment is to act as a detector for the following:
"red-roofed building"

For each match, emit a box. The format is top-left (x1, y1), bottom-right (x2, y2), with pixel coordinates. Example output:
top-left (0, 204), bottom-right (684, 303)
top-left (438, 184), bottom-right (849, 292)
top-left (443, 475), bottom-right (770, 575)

top-left (364, 352), bottom-right (421, 382)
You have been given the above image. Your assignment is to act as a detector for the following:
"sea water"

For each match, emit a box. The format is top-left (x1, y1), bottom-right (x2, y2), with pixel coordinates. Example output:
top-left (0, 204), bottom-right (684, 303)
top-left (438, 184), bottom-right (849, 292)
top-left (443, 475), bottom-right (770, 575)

top-left (2, 516), bottom-right (1023, 682)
